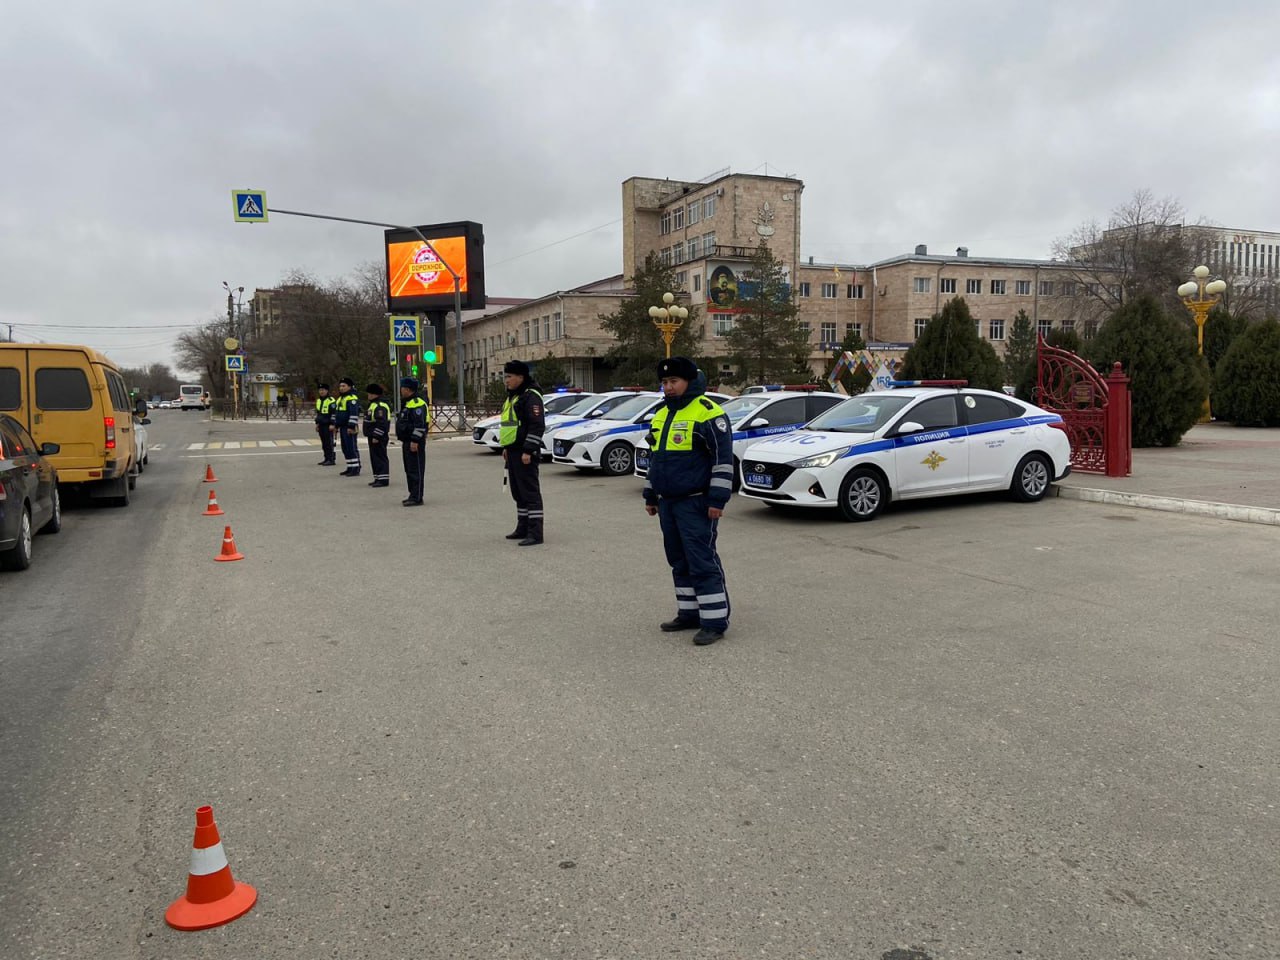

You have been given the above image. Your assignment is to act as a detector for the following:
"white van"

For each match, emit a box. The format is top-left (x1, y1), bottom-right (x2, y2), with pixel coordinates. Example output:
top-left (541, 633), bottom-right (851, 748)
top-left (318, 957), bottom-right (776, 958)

top-left (178, 384), bottom-right (207, 410)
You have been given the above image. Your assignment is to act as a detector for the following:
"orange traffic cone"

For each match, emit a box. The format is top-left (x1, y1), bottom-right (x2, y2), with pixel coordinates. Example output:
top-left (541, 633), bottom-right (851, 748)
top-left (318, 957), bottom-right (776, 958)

top-left (203, 463), bottom-right (218, 483)
top-left (202, 490), bottom-right (224, 516)
top-left (214, 525), bottom-right (244, 562)
top-left (165, 805), bottom-right (257, 931)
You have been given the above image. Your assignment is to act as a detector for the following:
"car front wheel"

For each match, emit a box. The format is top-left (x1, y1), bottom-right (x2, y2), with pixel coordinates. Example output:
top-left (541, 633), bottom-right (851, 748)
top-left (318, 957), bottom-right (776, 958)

top-left (601, 442), bottom-right (633, 477)
top-left (837, 468), bottom-right (887, 522)
top-left (40, 484), bottom-right (61, 534)
top-left (1, 506), bottom-right (33, 570)
top-left (1011, 453), bottom-right (1052, 502)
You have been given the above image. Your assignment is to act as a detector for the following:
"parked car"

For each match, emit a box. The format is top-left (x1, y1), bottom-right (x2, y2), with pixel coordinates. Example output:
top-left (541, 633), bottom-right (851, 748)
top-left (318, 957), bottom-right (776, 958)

top-left (132, 398), bottom-right (151, 473)
top-left (738, 386), bottom-right (1072, 521)
top-left (471, 390), bottom-right (599, 452)
top-left (0, 343), bottom-right (141, 505)
top-left (0, 414), bottom-right (61, 571)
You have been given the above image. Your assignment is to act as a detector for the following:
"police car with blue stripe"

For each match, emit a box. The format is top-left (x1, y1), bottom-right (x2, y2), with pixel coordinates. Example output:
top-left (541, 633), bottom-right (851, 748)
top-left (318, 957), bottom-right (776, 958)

top-left (472, 390), bottom-right (600, 452)
top-left (551, 390), bottom-right (731, 476)
top-left (737, 382), bottom-right (1072, 521)
top-left (634, 387), bottom-right (845, 489)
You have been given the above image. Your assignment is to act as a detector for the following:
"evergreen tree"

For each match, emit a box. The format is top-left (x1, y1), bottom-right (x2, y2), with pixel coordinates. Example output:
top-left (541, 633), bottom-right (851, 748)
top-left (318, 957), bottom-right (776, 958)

top-left (829, 327), bottom-right (868, 394)
top-left (598, 253), bottom-right (702, 387)
top-left (898, 297), bottom-right (1003, 390)
top-left (1213, 318), bottom-right (1280, 426)
top-left (1003, 309), bottom-right (1036, 395)
top-left (725, 242), bottom-right (812, 385)
top-left (1202, 305), bottom-right (1248, 374)
top-left (1084, 295), bottom-right (1208, 446)
top-left (531, 351), bottom-right (570, 389)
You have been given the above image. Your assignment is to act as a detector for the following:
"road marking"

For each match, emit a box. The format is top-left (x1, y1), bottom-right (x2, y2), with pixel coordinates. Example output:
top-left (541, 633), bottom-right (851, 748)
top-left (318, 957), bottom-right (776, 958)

top-left (290, 439), bottom-right (314, 447)
top-left (207, 442), bottom-right (223, 449)
top-left (189, 442), bottom-right (206, 450)
top-left (224, 441), bottom-right (241, 449)
top-left (242, 441), bottom-right (258, 448)
top-left (150, 443), bottom-right (166, 451)
top-left (258, 440), bottom-right (276, 447)
top-left (182, 450), bottom-right (318, 459)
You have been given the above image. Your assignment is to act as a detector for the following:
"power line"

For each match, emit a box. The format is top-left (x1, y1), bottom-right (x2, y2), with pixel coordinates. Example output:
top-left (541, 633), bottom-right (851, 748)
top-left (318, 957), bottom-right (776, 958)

top-left (489, 218), bottom-right (623, 267)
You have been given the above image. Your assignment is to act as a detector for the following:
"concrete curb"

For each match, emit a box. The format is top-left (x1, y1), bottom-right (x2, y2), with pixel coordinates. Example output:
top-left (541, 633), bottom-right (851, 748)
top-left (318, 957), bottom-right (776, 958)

top-left (1055, 484), bottom-right (1280, 526)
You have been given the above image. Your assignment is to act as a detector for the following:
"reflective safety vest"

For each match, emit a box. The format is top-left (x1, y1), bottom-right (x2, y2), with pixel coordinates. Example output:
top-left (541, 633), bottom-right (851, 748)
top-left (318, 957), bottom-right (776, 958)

top-left (649, 395), bottom-right (725, 452)
top-left (366, 400), bottom-right (391, 420)
top-left (315, 396), bottom-right (335, 421)
top-left (499, 390), bottom-right (542, 447)
top-left (404, 396), bottom-right (429, 422)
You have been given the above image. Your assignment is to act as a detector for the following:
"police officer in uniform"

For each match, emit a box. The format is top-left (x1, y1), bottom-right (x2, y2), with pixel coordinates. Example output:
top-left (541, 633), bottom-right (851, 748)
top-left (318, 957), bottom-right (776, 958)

top-left (314, 383), bottom-right (336, 465)
top-left (642, 357), bottom-right (734, 645)
top-left (396, 376), bottom-right (428, 505)
top-left (500, 360), bottom-right (546, 545)
top-left (363, 383), bottom-right (392, 487)
top-left (333, 377), bottom-right (362, 476)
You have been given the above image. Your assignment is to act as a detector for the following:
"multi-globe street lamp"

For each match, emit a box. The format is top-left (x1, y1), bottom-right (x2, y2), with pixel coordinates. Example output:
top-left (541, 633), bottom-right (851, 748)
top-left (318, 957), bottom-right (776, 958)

top-left (1177, 265), bottom-right (1227, 422)
top-left (648, 292), bottom-right (689, 359)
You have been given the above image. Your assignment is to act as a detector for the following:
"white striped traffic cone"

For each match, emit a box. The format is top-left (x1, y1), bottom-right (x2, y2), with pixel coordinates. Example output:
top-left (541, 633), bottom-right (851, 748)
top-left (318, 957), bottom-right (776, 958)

top-left (165, 805), bottom-right (257, 931)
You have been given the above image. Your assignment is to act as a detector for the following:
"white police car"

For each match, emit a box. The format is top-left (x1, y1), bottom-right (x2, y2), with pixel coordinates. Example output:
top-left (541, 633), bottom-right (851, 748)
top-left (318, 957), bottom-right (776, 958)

top-left (737, 384), bottom-right (1072, 521)
top-left (471, 390), bottom-right (599, 452)
top-left (634, 388), bottom-right (845, 489)
top-left (551, 391), bottom-right (731, 476)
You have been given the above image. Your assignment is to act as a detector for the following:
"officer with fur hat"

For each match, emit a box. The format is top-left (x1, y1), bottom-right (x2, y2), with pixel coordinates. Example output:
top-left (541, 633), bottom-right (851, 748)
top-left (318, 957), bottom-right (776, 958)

top-left (500, 359), bottom-right (546, 545)
top-left (363, 383), bottom-right (392, 487)
top-left (642, 356), bottom-right (734, 645)
top-left (395, 376), bottom-right (429, 505)
top-left (314, 382), bottom-right (336, 466)
top-left (333, 377), bottom-right (362, 476)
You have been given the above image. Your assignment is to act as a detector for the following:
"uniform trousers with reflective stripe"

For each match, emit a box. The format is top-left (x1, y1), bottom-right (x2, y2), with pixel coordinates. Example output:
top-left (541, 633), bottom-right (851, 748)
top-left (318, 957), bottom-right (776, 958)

top-left (317, 424), bottom-right (335, 463)
top-left (340, 428), bottom-right (360, 471)
top-left (657, 493), bottom-right (729, 631)
top-left (368, 438), bottom-right (389, 482)
top-left (506, 452), bottom-right (543, 539)
top-left (402, 442), bottom-right (426, 501)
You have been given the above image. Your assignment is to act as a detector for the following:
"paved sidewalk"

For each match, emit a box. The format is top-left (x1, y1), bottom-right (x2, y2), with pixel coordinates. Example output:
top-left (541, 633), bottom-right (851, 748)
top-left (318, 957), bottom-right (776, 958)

top-left (1057, 423), bottom-right (1280, 524)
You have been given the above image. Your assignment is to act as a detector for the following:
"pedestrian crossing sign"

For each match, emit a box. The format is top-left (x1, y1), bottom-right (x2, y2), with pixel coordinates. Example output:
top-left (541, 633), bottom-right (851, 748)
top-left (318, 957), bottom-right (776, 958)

top-left (389, 315), bottom-right (421, 345)
top-left (232, 190), bottom-right (268, 222)
top-left (225, 354), bottom-right (245, 372)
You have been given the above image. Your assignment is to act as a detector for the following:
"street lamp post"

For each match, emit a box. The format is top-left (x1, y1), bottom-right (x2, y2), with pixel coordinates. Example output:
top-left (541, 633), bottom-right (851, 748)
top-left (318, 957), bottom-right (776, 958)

top-left (648, 292), bottom-right (689, 359)
top-left (223, 282), bottom-right (245, 419)
top-left (1177, 265), bottom-right (1227, 423)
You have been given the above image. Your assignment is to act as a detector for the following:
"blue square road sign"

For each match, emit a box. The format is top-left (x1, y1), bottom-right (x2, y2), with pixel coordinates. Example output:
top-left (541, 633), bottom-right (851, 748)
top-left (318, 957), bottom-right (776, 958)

top-left (389, 315), bottom-right (421, 345)
top-left (232, 190), bottom-right (268, 223)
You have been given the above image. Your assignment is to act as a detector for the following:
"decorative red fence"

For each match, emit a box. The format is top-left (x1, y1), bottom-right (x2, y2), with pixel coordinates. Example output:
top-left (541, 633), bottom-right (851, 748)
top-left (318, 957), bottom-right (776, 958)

top-left (1036, 341), bottom-right (1131, 477)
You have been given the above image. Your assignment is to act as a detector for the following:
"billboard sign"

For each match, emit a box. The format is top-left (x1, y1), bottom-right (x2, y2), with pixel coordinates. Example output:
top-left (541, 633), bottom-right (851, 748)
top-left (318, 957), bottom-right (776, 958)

top-left (384, 220), bottom-right (485, 313)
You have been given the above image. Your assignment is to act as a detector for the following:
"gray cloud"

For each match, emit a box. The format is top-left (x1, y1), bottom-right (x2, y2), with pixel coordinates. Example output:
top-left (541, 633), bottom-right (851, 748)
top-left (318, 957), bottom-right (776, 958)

top-left (3, 0), bottom-right (1276, 369)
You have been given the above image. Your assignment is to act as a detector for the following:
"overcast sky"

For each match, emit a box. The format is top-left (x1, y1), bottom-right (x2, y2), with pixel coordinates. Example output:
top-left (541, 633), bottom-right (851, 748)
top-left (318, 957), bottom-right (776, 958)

top-left (3, 0), bottom-right (1277, 372)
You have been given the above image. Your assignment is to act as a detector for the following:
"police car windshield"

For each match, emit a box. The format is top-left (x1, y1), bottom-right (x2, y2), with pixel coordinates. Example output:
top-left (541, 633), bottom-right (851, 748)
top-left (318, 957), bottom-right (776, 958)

top-left (805, 394), bottom-right (913, 433)
top-left (544, 393), bottom-right (590, 414)
top-left (561, 395), bottom-right (605, 415)
top-left (720, 396), bottom-right (770, 422)
top-left (599, 394), bottom-right (659, 420)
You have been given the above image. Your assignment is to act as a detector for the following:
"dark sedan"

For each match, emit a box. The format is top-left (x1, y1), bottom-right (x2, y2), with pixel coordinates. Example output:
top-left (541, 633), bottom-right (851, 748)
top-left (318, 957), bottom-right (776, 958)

top-left (0, 414), bottom-right (61, 571)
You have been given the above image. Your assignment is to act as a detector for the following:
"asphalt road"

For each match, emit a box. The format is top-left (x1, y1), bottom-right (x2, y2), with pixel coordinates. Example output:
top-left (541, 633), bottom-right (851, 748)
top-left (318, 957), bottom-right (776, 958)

top-left (2, 412), bottom-right (1277, 960)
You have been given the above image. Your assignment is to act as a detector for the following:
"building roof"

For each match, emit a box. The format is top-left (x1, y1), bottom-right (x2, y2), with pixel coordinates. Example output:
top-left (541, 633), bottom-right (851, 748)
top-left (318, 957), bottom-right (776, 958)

top-left (460, 276), bottom-right (629, 327)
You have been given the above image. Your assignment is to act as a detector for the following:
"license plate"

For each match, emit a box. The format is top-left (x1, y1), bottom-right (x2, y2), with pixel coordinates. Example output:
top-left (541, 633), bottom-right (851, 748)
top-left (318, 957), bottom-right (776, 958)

top-left (745, 472), bottom-right (772, 487)
top-left (636, 453), bottom-right (649, 469)
top-left (554, 442), bottom-right (565, 456)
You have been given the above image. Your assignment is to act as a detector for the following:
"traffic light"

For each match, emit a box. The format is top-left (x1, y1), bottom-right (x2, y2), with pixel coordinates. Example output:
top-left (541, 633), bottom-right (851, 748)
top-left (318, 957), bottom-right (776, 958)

top-left (424, 347), bottom-right (438, 364)
top-left (411, 364), bottom-right (419, 376)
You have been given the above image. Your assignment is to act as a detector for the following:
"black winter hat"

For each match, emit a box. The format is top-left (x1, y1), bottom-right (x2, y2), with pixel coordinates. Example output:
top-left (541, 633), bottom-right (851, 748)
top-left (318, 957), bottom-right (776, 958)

top-left (400, 377), bottom-right (420, 391)
top-left (657, 356), bottom-right (698, 381)
top-left (503, 359), bottom-right (531, 376)
top-left (317, 383), bottom-right (330, 391)
top-left (365, 383), bottom-right (385, 396)
top-left (338, 377), bottom-right (355, 388)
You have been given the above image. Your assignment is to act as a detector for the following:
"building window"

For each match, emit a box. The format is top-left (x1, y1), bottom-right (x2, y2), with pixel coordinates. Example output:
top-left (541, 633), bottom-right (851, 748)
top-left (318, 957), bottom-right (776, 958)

top-left (661, 247), bottom-right (672, 266)
top-left (660, 211), bottom-right (671, 235)
top-left (1083, 282), bottom-right (1099, 297)
top-left (940, 278), bottom-right (956, 294)
top-left (673, 241), bottom-right (685, 264)
top-left (712, 313), bottom-right (735, 337)
top-left (820, 321), bottom-right (837, 343)
top-left (672, 206), bottom-right (684, 230)
top-left (1015, 280), bottom-right (1032, 296)
top-left (966, 279), bottom-right (982, 294)
top-left (847, 283), bottom-right (864, 299)
top-left (1061, 282), bottom-right (1077, 297)
top-left (553, 312), bottom-right (563, 339)
top-left (991, 280), bottom-right (1007, 295)
top-left (798, 282), bottom-right (811, 297)
top-left (1082, 320), bottom-right (1098, 340)
top-left (914, 318), bottom-right (930, 340)
top-left (522, 319), bottom-right (531, 344)
top-left (846, 322), bottom-right (862, 339)
top-left (687, 201), bottom-right (701, 226)
top-left (799, 321), bottom-right (811, 338)
top-left (1038, 320), bottom-right (1052, 338)
top-left (821, 282), bottom-right (838, 299)
top-left (704, 194), bottom-right (717, 218)
top-left (531, 318), bottom-right (539, 343)
top-left (688, 236), bottom-right (701, 260)
top-left (693, 273), bottom-right (701, 293)
top-left (703, 231), bottom-right (715, 255)
top-left (988, 318), bottom-right (1006, 340)
top-left (913, 277), bottom-right (931, 294)
top-left (1061, 319), bottom-right (1075, 333)
top-left (543, 315), bottom-right (551, 341)
top-left (1039, 280), bottom-right (1054, 296)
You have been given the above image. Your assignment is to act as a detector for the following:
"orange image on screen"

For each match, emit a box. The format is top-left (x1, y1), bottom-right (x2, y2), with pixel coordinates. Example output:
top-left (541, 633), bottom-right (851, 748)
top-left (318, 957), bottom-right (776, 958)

top-left (387, 237), bottom-right (469, 299)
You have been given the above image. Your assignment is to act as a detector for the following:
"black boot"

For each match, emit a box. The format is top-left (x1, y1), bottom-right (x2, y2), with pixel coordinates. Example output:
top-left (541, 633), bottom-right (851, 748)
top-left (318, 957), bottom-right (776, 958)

top-left (693, 627), bottom-right (725, 646)
top-left (518, 517), bottom-right (543, 546)
top-left (660, 618), bottom-right (700, 632)
top-left (505, 529), bottom-right (527, 540)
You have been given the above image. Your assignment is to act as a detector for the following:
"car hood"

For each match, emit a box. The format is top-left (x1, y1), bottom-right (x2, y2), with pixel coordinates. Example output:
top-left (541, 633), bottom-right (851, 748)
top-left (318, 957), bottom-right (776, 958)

top-left (744, 429), bottom-right (882, 462)
top-left (474, 414), bottom-right (501, 428)
top-left (555, 420), bottom-right (644, 442)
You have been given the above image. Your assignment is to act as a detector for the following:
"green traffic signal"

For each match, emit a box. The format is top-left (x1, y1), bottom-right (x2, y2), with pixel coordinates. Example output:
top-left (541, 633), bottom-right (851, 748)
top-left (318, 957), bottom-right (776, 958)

top-left (424, 350), bottom-right (438, 364)
top-left (411, 364), bottom-right (419, 376)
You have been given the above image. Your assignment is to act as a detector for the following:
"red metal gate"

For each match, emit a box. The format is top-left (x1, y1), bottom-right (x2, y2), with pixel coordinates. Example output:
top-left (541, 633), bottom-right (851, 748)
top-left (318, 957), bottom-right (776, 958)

top-left (1036, 341), bottom-right (1131, 477)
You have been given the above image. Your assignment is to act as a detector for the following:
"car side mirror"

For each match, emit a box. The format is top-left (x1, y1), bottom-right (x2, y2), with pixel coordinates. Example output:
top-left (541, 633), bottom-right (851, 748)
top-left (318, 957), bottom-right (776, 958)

top-left (40, 442), bottom-right (60, 455)
top-left (749, 417), bottom-right (770, 428)
top-left (896, 421), bottom-right (924, 435)
top-left (587, 409), bottom-right (604, 418)
top-left (642, 412), bottom-right (655, 422)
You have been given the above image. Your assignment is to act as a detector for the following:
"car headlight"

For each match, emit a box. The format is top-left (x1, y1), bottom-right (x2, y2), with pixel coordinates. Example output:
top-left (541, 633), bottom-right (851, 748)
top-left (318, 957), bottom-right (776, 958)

top-left (789, 447), bottom-right (850, 469)
top-left (577, 432), bottom-right (606, 443)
